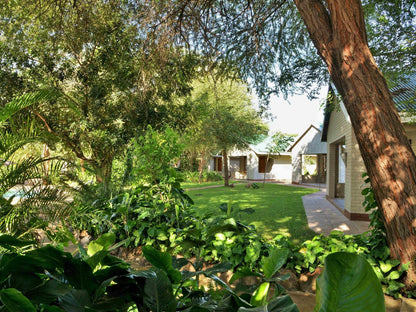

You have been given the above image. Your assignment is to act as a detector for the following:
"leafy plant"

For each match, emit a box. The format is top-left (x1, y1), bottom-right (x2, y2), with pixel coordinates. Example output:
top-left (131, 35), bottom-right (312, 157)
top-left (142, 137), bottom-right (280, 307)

top-left (229, 247), bottom-right (294, 307)
top-left (129, 126), bottom-right (184, 184)
top-left (314, 252), bottom-right (385, 312)
top-left (0, 233), bottom-right (139, 311)
top-left (0, 90), bottom-right (73, 239)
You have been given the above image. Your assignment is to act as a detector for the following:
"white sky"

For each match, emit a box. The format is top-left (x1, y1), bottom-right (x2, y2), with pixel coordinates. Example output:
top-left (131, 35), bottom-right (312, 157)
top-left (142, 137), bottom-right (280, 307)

top-left (264, 89), bottom-right (327, 136)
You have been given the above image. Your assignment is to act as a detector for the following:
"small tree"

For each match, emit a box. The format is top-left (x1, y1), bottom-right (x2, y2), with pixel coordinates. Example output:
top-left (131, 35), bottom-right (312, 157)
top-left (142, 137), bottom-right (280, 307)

top-left (262, 132), bottom-right (295, 186)
top-left (184, 76), bottom-right (268, 186)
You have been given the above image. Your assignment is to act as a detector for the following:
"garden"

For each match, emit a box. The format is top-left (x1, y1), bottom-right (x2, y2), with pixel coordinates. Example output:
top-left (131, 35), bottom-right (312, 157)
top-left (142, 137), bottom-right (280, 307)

top-left (0, 108), bottom-right (411, 310)
top-left (1, 1), bottom-right (416, 311)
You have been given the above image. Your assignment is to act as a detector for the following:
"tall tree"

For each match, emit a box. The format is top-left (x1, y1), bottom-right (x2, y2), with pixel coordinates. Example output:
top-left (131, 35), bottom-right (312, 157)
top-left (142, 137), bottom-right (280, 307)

top-left (293, 0), bottom-right (416, 290)
top-left (185, 76), bottom-right (268, 186)
top-left (0, 0), bottom-right (198, 190)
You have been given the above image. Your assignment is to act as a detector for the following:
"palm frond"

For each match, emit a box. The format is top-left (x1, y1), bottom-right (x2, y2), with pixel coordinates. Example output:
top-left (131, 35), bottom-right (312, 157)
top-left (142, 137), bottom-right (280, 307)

top-left (0, 88), bottom-right (61, 126)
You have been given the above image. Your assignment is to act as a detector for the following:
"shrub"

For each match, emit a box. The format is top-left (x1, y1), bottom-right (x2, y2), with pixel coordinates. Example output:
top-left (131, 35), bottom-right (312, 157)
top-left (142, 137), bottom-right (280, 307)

top-left (181, 170), bottom-right (223, 183)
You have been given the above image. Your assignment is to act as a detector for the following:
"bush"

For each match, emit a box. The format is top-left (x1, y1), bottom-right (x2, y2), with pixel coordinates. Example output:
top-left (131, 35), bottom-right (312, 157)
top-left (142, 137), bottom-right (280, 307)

top-left (181, 170), bottom-right (223, 183)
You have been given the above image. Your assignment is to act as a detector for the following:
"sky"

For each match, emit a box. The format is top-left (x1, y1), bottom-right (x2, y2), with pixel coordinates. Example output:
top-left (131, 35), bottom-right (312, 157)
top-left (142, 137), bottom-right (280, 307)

top-left (264, 89), bottom-right (327, 136)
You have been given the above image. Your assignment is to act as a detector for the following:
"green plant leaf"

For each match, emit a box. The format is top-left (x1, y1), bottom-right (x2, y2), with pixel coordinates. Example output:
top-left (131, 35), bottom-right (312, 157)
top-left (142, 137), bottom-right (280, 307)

top-left (0, 288), bottom-right (36, 312)
top-left (87, 232), bottom-right (116, 256)
top-left (0, 235), bottom-right (35, 250)
top-left (59, 289), bottom-right (92, 311)
top-left (314, 252), bottom-right (385, 312)
top-left (63, 258), bottom-right (97, 295)
top-left (261, 248), bottom-right (289, 279)
top-left (229, 267), bottom-right (262, 284)
top-left (250, 282), bottom-right (270, 307)
top-left (143, 268), bottom-right (176, 312)
top-left (380, 261), bottom-right (393, 273)
top-left (142, 245), bottom-right (181, 284)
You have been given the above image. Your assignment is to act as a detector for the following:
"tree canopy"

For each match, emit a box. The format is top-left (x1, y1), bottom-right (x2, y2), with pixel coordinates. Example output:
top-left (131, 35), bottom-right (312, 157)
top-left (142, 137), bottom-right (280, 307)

top-left (183, 75), bottom-right (268, 186)
top-left (0, 0), bottom-right (199, 188)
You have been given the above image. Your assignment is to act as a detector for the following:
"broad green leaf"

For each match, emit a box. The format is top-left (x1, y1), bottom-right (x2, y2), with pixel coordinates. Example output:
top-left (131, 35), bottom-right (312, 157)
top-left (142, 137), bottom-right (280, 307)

top-left (314, 252), bottom-right (385, 312)
top-left (25, 245), bottom-right (67, 272)
top-left (38, 305), bottom-right (64, 311)
top-left (59, 289), bottom-right (92, 312)
top-left (386, 270), bottom-right (401, 280)
top-left (261, 248), bottom-right (289, 279)
top-left (143, 268), bottom-right (176, 312)
top-left (0, 288), bottom-right (36, 312)
top-left (25, 280), bottom-right (71, 305)
top-left (63, 258), bottom-right (97, 295)
top-left (250, 282), bottom-right (270, 307)
top-left (87, 232), bottom-right (116, 256)
top-left (380, 262), bottom-right (393, 273)
top-left (202, 262), bottom-right (233, 275)
top-left (142, 245), bottom-right (181, 284)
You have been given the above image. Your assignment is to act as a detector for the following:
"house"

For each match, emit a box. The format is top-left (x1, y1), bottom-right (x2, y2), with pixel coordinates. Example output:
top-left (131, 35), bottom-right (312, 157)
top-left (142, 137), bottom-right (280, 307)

top-left (208, 127), bottom-right (327, 183)
top-left (321, 76), bottom-right (416, 220)
top-left (287, 125), bottom-right (327, 185)
top-left (209, 137), bottom-right (293, 182)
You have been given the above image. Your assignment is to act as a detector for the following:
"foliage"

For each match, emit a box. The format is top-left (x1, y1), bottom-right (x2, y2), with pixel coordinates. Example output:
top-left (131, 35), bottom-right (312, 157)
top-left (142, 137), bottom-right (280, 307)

top-left (181, 170), bottom-right (223, 183)
top-left (363, 0), bottom-right (416, 84)
top-left (230, 247), bottom-right (292, 307)
top-left (0, 233), bottom-right (138, 311)
top-left (70, 179), bottom-right (193, 249)
top-left (0, 234), bottom-right (395, 312)
top-left (0, 90), bottom-right (73, 239)
top-left (128, 126), bottom-right (184, 184)
top-left (274, 229), bottom-right (411, 299)
top-left (0, 0), bottom-right (199, 188)
top-left (182, 76), bottom-right (268, 186)
top-left (314, 252), bottom-right (385, 312)
top-left (267, 132), bottom-right (296, 154)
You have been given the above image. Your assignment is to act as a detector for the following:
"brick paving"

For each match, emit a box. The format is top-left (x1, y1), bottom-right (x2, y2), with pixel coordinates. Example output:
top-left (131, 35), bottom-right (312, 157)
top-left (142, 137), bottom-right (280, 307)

top-left (302, 191), bottom-right (370, 235)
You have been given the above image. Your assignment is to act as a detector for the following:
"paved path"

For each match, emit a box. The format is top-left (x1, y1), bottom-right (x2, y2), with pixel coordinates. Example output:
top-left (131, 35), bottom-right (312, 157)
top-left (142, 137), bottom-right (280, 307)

top-left (302, 191), bottom-right (370, 235)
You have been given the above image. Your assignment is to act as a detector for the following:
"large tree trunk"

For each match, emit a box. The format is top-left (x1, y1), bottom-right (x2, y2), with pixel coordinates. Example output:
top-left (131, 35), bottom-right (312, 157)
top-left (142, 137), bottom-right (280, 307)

top-left (94, 156), bottom-right (113, 193)
top-left (294, 0), bottom-right (416, 289)
top-left (222, 149), bottom-right (230, 187)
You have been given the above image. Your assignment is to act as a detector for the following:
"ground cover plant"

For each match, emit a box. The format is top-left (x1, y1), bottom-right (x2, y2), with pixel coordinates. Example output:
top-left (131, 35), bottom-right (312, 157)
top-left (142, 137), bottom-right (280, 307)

top-left (0, 234), bottom-right (386, 312)
top-left (187, 183), bottom-right (318, 242)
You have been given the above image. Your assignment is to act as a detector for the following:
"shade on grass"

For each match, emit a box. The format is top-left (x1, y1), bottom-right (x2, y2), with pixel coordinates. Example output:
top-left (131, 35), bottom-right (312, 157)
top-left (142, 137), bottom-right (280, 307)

top-left (187, 183), bottom-right (318, 243)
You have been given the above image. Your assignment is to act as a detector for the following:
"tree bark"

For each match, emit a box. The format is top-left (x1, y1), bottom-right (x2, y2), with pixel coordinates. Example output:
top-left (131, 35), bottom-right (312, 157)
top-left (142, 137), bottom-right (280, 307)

top-left (222, 149), bottom-right (230, 187)
top-left (94, 156), bottom-right (113, 193)
top-left (294, 0), bottom-right (416, 289)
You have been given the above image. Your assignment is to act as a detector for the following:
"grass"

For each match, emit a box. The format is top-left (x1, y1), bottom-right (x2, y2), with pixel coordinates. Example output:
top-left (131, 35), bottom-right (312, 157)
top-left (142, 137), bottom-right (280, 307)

top-left (181, 180), bottom-right (244, 189)
top-left (187, 183), bottom-right (318, 243)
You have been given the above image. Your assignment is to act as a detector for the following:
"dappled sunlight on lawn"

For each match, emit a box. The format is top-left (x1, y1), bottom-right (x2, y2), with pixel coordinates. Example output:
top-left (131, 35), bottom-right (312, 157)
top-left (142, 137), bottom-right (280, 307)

top-left (188, 184), bottom-right (318, 242)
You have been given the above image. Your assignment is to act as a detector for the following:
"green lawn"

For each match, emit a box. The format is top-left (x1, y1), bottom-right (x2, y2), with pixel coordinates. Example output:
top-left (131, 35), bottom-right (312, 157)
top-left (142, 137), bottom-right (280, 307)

top-left (187, 183), bottom-right (318, 243)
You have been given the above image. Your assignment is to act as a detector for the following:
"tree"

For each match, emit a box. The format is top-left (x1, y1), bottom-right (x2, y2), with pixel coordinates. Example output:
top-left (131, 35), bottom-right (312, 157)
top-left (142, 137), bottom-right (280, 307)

top-left (262, 132), bottom-right (295, 186)
top-left (293, 0), bottom-right (416, 290)
top-left (185, 76), bottom-right (268, 186)
top-left (0, 1), bottom-right (198, 191)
